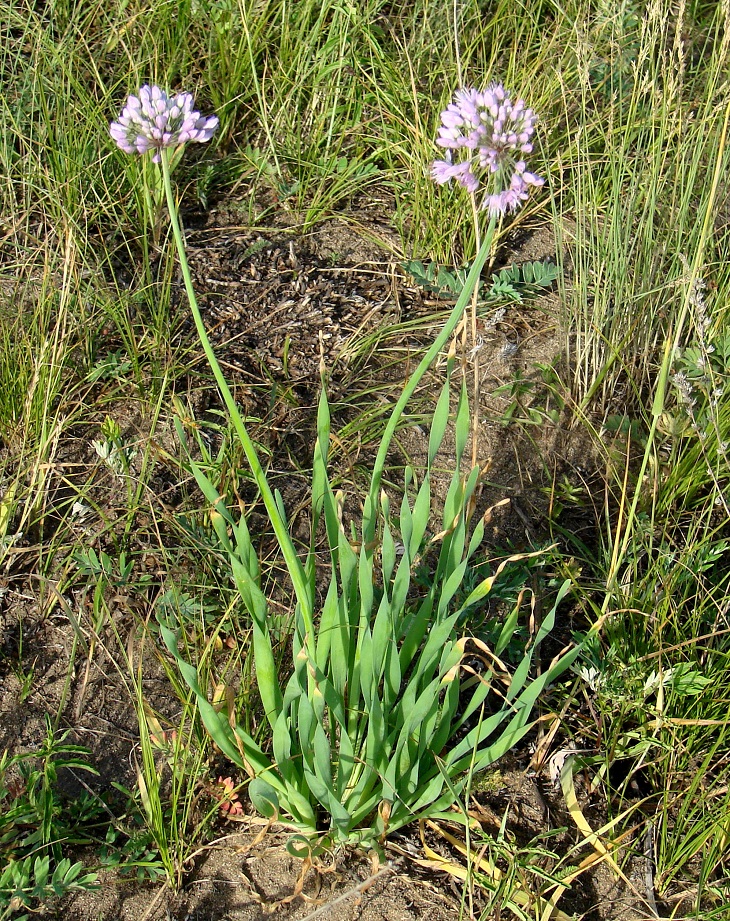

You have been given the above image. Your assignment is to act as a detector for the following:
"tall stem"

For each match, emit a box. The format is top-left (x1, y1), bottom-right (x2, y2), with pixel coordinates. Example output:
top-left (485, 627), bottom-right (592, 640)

top-left (159, 151), bottom-right (313, 642)
top-left (363, 214), bottom-right (497, 543)
top-left (470, 193), bottom-right (482, 470)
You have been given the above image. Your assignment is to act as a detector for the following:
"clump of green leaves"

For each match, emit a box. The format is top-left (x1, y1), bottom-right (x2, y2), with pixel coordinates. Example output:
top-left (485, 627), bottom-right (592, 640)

top-left (494, 361), bottom-right (566, 427)
top-left (72, 548), bottom-right (134, 585)
top-left (97, 784), bottom-right (176, 884)
top-left (164, 353), bottom-right (582, 853)
top-left (0, 857), bottom-right (98, 921)
top-left (91, 416), bottom-right (135, 478)
top-left (85, 351), bottom-right (132, 384)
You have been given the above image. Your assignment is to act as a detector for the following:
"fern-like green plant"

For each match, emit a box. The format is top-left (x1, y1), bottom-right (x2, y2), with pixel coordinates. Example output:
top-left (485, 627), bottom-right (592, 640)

top-left (403, 258), bottom-right (559, 304)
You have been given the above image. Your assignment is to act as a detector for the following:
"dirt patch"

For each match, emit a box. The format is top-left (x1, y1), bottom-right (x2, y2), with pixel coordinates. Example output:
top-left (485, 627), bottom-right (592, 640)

top-left (65, 840), bottom-right (459, 920)
top-left (58, 766), bottom-right (651, 921)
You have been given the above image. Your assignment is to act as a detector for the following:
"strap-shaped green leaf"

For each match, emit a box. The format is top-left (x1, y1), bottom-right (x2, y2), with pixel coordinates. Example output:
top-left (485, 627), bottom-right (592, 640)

top-left (384, 633), bottom-right (403, 709)
top-left (331, 594), bottom-right (355, 706)
top-left (271, 709), bottom-right (295, 782)
top-left (449, 635), bottom-right (582, 776)
top-left (250, 616), bottom-right (283, 728)
top-left (361, 691), bottom-right (386, 774)
top-left (495, 604), bottom-right (520, 656)
top-left (454, 377), bottom-right (470, 466)
top-left (348, 786), bottom-right (388, 828)
top-left (286, 835), bottom-right (315, 859)
top-left (357, 544), bottom-right (375, 625)
top-left (429, 372), bottom-right (452, 466)
top-left (334, 716), bottom-right (356, 797)
top-left (313, 722), bottom-right (335, 800)
top-left (393, 675), bottom-right (444, 771)
top-left (389, 549), bottom-right (414, 621)
top-left (405, 610), bottom-right (462, 695)
top-left (249, 777), bottom-right (279, 820)
top-left (311, 388), bottom-right (331, 525)
top-left (415, 686), bottom-right (447, 766)
top-left (327, 795), bottom-right (354, 836)
top-left (302, 762), bottom-right (330, 806)
top-left (399, 467), bottom-right (414, 550)
top-left (398, 592), bottom-right (435, 667)
top-left (370, 592), bottom-right (396, 687)
top-left (381, 496), bottom-right (396, 585)
top-left (230, 504), bottom-right (261, 583)
top-left (458, 548), bottom-right (549, 612)
top-left (296, 682), bottom-right (316, 749)
top-left (227, 553), bottom-right (266, 626)
top-left (428, 671), bottom-right (461, 756)
top-left (505, 580), bottom-right (570, 702)
top-left (358, 625), bottom-right (375, 710)
top-left (446, 702), bottom-right (525, 772)
top-left (409, 473), bottom-right (432, 557)
top-left (466, 516), bottom-right (485, 558)
top-left (436, 556), bottom-right (470, 617)
top-left (363, 222), bottom-right (496, 548)
top-left (441, 469), bottom-right (463, 534)
top-left (408, 771), bottom-right (463, 818)
top-left (315, 576), bottom-right (341, 674)
top-left (337, 522), bottom-right (358, 601)
top-left (179, 460), bottom-right (234, 553)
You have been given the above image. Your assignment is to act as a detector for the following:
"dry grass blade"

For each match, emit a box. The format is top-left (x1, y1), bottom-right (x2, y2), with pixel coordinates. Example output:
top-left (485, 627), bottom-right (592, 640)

top-left (412, 819), bottom-right (574, 921)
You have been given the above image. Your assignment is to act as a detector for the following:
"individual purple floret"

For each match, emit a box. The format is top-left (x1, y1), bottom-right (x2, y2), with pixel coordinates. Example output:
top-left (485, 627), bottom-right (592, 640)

top-left (435, 88), bottom-right (483, 150)
top-left (432, 83), bottom-right (543, 215)
top-left (431, 156), bottom-right (479, 193)
top-left (110, 85), bottom-right (218, 162)
top-left (485, 161), bottom-right (544, 217)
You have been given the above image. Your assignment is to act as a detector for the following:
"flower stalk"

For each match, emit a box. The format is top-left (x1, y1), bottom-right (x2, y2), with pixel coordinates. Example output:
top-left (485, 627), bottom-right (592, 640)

top-left (430, 82), bottom-right (544, 468)
top-left (158, 148), bottom-right (314, 646)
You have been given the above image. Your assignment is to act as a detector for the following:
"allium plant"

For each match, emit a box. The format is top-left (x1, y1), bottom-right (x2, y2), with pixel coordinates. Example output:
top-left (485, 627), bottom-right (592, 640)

top-left (112, 85), bottom-right (583, 853)
top-left (431, 84), bottom-right (544, 217)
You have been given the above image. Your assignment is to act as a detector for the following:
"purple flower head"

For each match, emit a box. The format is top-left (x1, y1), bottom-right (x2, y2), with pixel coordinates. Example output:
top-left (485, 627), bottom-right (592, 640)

top-left (110, 85), bottom-right (219, 163)
top-left (431, 83), bottom-right (543, 216)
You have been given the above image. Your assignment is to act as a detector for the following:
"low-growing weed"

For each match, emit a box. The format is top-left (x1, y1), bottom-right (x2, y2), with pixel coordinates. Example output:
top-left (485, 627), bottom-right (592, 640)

top-left (404, 257), bottom-right (559, 306)
top-left (0, 720), bottom-right (100, 919)
top-left (494, 361), bottom-right (566, 429)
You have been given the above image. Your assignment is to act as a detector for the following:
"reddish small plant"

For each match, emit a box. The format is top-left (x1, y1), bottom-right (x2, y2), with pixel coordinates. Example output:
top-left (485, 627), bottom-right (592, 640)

top-left (215, 776), bottom-right (244, 818)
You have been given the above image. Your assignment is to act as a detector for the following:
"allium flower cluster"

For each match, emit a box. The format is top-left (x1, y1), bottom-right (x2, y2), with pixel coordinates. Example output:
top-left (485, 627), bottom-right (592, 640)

top-left (110, 85), bottom-right (219, 162)
top-left (431, 84), bottom-right (544, 217)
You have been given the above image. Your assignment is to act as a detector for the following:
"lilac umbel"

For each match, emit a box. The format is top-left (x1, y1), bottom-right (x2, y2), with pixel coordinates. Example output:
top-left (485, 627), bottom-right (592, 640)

top-left (431, 84), bottom-right (544, 216)
top-left (110, 85), bottom-right (219, 162)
